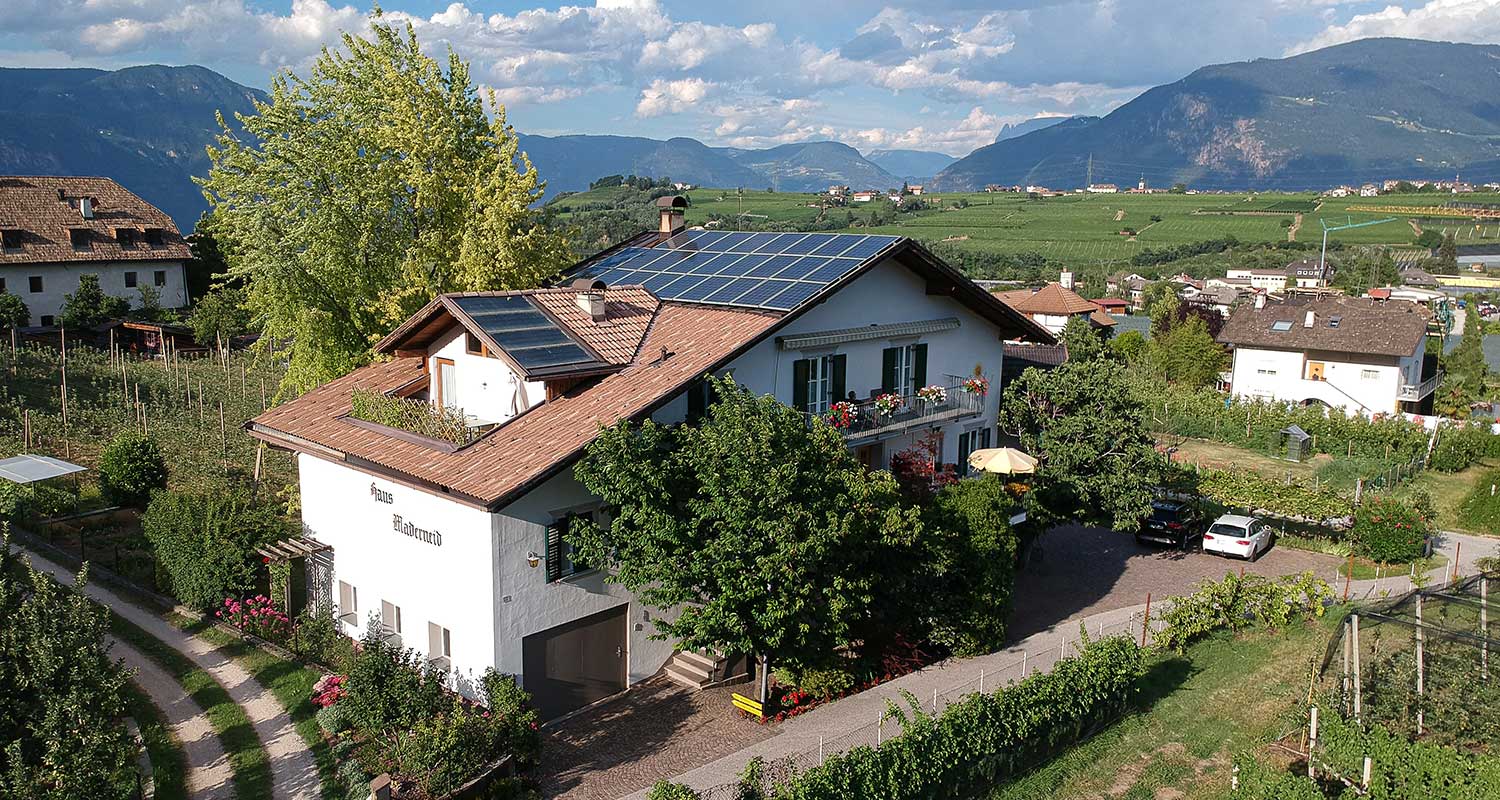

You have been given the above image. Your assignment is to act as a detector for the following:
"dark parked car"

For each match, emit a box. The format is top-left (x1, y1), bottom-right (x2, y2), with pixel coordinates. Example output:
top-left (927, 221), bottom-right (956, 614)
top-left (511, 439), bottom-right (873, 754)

top-left (1137, 500), bottom-right (1203, 549)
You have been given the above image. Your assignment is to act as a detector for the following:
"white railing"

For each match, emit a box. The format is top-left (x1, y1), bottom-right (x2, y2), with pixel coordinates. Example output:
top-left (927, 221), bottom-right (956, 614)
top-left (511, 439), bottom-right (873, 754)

top-left (1398, 370), bottom-right (1443, 402)
top-left (804, 375), bottom-right (986, 440)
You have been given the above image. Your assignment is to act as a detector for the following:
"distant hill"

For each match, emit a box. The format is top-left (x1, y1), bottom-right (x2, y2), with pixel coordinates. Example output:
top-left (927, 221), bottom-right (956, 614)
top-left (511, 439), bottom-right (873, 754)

top-left (936, 38), bottom-right (1500, 192)
top-left (720, 141), bottom-right (899, 192)
top-left (0, 65), bottom-right (264, 229)
top-left (865, 149), bottom-right (958, 183)
top-left (994, 116), bottom-right (1088, 143)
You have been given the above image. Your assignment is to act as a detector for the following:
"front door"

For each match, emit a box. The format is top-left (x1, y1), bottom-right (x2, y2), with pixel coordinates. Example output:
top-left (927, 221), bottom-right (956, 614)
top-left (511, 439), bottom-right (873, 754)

top-left (435, 358), bottom-right (458, 409)
top-left (522, 605), bottom-right (628, 720)
top-left (1306, 361), bottom-right (1325, 381)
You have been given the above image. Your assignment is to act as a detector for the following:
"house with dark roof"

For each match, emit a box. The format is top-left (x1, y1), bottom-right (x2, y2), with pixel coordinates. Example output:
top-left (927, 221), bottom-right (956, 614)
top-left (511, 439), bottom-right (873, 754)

top-left (992, 282), bottom-right (1116, 335)
top-left (1218, 296), bottom-right (1438, 416)
top-left (248, 200), bottom-right (1052, 719)
top-left (0, 176), bottom-right (190, 327)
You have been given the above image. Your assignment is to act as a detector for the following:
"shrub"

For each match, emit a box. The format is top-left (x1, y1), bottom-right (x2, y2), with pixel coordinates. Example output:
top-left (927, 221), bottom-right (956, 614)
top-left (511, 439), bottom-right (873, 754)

top-left (218, 595), bottom-right (292, 642)
top-left (1154, 571), bottom-right (1333, 652)
top-left (59, 274), bottom-right (129, 329)
top-left (315, 702), bottom-right (351, 735)
top-left (97, 431), bottom-right (167, 507)
top-left (1193, 467), bottom-right (1351, 521)
top-left (1430, 424), bottom-right (1500, 473)
top-left (341, 623), bottom-right (448, 735)
top-left (295, 606), bottom-right (357, 672)
top-left (772, 665), bottom-right (856, 700)
top-left (1352, 495), bottom-right (1430, 563)
top-left (921, 476), bottom-right (1019, 656)
top-left (647, 782), bottom-right (701, 800)
top-left (0, 292), bottom-right (29, 329)
top-left (1458, 469), bottom-right (1500, 534)
top-left (1228, 752), bottom-right (1325, 799)
top-left (337, 760), bottom-right (370, 798)
top-left (0, 481), bottom-right (32, 523)
top-left (141, 483), bottom-right (290, 610)
top-left (390, 672), bottom-right (541, 797)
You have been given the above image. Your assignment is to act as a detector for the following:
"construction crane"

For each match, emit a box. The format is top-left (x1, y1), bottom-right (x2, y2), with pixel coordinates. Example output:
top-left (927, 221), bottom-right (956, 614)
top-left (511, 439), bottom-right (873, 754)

top-left (1317, 215), bottom-right (1398, 283)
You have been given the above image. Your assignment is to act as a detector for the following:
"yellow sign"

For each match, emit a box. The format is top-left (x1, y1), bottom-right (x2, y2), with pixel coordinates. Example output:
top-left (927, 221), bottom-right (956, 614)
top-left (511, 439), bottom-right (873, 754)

top-left (731, 692), bottom-right (764, 719)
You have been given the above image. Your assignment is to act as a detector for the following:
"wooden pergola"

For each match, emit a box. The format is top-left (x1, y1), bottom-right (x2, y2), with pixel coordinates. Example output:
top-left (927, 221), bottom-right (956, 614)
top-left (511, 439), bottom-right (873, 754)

top-left (256, 535), bottom-right (331, 615)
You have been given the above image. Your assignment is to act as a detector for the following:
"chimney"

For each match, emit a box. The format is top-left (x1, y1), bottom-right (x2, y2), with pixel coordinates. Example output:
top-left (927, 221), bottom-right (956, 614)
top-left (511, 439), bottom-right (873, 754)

top-left (570, 277), bottom-right (608, 323)
top-left (1303, 309), bottom-right (1315, 328)
top-left (1254, 293), bottom-right (1266, 310)
top-left (657, 195), bottom-right (686, 235)
top-left (79, 197), bottom-right (94, 219)
top-left (1059, 269), bottom-right (1074, 290)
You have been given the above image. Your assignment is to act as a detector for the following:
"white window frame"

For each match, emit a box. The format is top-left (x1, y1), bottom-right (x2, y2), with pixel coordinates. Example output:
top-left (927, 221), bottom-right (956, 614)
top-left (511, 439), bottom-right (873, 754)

top-left (806, 355), bottom-right (833, 414)
top-left (380, 600), bottom-right (402, 635)
top-left (892, 344), bottom-right (918, 395)
top-left (1361, 369), bottom-right (1379, 380)
top-left (337, 581), bottom-right (357, 625)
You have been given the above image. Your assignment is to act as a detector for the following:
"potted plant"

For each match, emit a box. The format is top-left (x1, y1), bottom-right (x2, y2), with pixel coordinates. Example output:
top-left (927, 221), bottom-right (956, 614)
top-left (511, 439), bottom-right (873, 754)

top-left (961, 376), bottom-right (989, 397)
top-left (916, 384), bottom-right (948, 405)
top-left (873, 393), bottom-right (904, 417)
top-left (825, 401), bottom-right (857, 430)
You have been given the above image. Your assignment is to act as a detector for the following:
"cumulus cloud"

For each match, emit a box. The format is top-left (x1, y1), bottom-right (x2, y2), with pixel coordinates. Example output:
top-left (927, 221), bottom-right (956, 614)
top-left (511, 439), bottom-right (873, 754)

top-left (1287, 0), bottom-right (1500, 54)
top-left (636, 77), bottom-right (715, 117)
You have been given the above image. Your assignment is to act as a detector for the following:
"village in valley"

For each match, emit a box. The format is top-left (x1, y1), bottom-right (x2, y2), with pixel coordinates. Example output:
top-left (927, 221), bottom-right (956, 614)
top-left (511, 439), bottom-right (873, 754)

top-left (2, 5), bottom-right (1500, 800)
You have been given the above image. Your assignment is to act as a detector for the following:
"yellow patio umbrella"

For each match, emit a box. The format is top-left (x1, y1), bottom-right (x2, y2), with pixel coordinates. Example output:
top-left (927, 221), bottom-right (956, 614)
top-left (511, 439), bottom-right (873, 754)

top-left (966, 447), bottom-right (1038, 475)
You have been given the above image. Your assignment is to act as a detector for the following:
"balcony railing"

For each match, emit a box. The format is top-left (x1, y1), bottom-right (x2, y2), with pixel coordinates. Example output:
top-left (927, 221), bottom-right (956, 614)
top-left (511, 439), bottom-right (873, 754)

top-left (1398, 370), bottom-right (1443, 402)
top-left (807, 375), bottom-right (986, 440)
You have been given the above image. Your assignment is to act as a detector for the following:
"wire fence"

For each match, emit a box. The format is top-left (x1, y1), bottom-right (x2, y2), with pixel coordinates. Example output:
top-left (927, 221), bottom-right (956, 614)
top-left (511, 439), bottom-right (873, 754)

top-left (693, 608), bottom-right (1171, 799)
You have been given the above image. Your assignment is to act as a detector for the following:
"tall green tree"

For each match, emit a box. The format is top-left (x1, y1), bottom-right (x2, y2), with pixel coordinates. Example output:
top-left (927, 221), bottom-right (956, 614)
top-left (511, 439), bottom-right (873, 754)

top-left (59, 274), bottom-right (129, 330)
top-left (200, 12), bottom-right (572, 392)
top-left (1059, 314), bottom-right (1108, 362)
top-left (1438, 232), bottom-right (1458, 269)
top-left (570, 376), bottom-right (922, 700)
top-left (1000, 357), bottom-right (1161, 530)
top-left (0, 536), bottom-right (136, 799)
top-left (0, 293), bottom-right (28, 329)
top-left (1144, 315), bottom-right (1226, 388)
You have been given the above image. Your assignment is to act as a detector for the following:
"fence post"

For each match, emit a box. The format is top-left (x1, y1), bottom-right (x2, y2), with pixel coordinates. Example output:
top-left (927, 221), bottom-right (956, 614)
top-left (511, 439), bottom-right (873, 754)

top-left (1141, 594), bottom-right (1152, 647)
top-left (1307, 706), bottom-right (1319, 779)
top-left (1416, 595), bottom-right (1425, 734)
top-left (1022, 650), bottom-right (1028, 678)
top-left (1352, 614), bottom-right (1362, 723)
top-left (877, 712), bottom-right (883, 745)
top-left (818, 735), bottom-right (824, 766)
top-left (933, 688), bottom-right (938, 712)
top-left (979, 668), bottom-right (985, 694)
top-left (1342, 619), bottom-right (1352, 716)
top-left (1362, 757), bottom-right (1372, 789)
top-left (1483, 577), bottom-right (1490, 681)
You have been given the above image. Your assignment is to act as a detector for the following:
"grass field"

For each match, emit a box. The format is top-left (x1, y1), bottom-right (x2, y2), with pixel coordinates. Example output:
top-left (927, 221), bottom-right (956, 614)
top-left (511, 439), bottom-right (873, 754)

top-left (989, 613), bottom-right (1342, 800)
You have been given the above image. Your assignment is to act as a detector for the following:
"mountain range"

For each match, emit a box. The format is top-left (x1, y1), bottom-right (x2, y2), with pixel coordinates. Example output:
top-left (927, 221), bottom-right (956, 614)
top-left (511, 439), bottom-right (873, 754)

top-left (2, 37), bottom-right (1498, 229)
top-left (935, 38), bottom-right (1500, 191)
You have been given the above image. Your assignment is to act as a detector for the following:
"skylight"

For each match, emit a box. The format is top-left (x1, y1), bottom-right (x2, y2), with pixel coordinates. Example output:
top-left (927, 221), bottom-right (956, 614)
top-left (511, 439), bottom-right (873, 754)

top-left (1270, 320), bottom-right (1293, 332)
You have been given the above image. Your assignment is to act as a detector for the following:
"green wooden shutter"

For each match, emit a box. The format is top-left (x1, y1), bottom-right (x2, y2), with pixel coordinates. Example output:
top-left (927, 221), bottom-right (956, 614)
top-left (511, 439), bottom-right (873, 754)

top-left (687, 379), bottom-right (706, 422)
top-left (545, 523), bottom-right (562, 583)
top-left (831, 355), bottom-right (847, 403)
top-left (881, 347), bottom-right (898, 393)
top-left (792, 359), bottom-right (810, 411)
top-left (913, 343), bottom-right (928, 388)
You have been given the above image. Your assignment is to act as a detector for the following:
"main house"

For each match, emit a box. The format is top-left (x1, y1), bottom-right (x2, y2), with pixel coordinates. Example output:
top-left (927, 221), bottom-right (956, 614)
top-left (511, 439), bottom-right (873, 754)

top-left (0, 176), bottom-right (190, 326)
top-left (248, 201), bottom-right (1051, 720)
top-left (1218, 296), bottom-right (1438, 416)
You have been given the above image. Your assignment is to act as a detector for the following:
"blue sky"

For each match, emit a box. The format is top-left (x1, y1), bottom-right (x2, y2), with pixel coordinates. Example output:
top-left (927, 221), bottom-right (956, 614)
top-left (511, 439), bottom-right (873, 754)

top-left (2, 0), bottom-right (1498, 155)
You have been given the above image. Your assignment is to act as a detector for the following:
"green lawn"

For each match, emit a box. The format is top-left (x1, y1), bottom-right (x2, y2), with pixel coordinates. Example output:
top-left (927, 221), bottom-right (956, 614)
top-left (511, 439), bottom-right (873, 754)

top-left (124, 679), bottom-right (188, 800)
top-left (1403, 461), bottom-right (1498, 534)
top-left (169, 613), bottom-right (344, 800)
top-left (109, 612), bottom-right (274, 800)
top-left (989, 613), bottom-right (1343, 800)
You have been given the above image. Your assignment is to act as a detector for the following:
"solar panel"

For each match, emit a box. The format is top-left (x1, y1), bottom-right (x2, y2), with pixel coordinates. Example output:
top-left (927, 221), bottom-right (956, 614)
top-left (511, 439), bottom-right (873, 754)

top-left (570, 232), bottom-right (902, 311)
top-left (451, 295), bottom-right (600, 372)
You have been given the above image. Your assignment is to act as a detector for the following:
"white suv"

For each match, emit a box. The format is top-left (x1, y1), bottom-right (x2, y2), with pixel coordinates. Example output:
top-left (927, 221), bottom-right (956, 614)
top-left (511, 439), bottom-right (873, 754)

top-left (1202, 514), bottom-right (1275, 561)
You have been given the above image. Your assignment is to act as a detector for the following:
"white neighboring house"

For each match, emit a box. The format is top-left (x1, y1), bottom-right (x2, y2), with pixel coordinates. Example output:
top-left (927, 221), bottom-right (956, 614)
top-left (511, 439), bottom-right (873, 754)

top-left (249, 204), bottom-right (1052, 720)
top-left (1285, 258), bottom-right (1329, 289)
top-left (0, 176), bottom-right (190, 327)
top-left (1219, 296), bottom-right (1438, 417)
top-left (993, 282), bottom-right (1116, 336)
top-left (1226, 267), bottom-right (1289, 292)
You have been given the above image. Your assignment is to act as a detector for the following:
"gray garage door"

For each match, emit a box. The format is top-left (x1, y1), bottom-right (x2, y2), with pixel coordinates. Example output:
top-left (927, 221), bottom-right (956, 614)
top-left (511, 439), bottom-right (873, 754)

top-left (522, 605), bottom-right (627, 720)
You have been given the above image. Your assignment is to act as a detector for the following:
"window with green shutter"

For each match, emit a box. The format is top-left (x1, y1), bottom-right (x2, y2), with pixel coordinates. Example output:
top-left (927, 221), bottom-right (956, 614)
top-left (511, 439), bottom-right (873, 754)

top-left (546, 512), bottom-right (594, 583)
top-left (883, 344), bottom-right (924, 395)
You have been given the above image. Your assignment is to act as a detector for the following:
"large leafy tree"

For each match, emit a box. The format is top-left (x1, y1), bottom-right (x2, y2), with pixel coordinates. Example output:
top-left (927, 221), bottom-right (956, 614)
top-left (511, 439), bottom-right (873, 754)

top-left (571, 377), bottom-right (922, 699)
top-left (1000, 356), bottom-right (1161, 531)
top-left (200, 12), bottom-right (572, 392)
top-left (0, 537), bottom-right (136, 799)
top-left (59, 275), bottom-right (129, 330)
top-left (1144, 315), bottom-right (1227, 388)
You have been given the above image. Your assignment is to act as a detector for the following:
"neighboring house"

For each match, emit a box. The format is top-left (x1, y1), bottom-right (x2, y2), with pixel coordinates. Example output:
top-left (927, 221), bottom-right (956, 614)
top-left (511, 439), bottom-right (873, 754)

top-left (908, 185), bottom-right (924, 195)
top-left (850, 191), bottom-right (878, 203)
top-left (1400, 267), bottom-right (1438, 288)
top-left (0, 176), bottom-right (190, 327)
top-left (1094, 297), bottom-right (1130, 314)
top-left (1195, 286), bottom-right (1243, 317)
top-left (248, 203), bottom-right (1052, 720)
top-left (1204, 276), bottom-right (1252, 292)
top-left (1226, 267), bottom-right (1289, 292)
top-left (1285, 258), bottom-right (1329, 289)
top-left (1218, 296), bottom-right (1437, 416)
top-left (1359, 184), bottom-right (1380, 197)
top-left (1086, 184), bottom-right (1118, 193)
top-left (993, 282), bottom-right (1116, 335)
top-left (1326, 186), bottom-right (1354, 198)
top-left (1000, 341), bottom-right (1069, 388)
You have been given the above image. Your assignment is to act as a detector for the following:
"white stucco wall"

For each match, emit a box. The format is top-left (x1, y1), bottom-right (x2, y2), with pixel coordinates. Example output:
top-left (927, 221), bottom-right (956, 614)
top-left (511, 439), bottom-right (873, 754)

top-left (1228, 345), bottom-right (1423, 416)
top-left (299, 453), bottom-right (500, 696)
top-left (426, 328), bottom-right (544, 425)
top-left (4, 260), bottom-right (186, 324)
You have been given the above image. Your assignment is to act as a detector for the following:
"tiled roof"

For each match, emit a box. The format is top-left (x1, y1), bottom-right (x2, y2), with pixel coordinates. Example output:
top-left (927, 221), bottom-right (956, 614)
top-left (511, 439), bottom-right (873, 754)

top-left (0, 176), bottom-right (189, 265)
top-left (250, 302), bottom-right (781, 508)
top-left (993, 283), bottom-right (1101, 316)
top-left (1218, 296), bottom-right (1428, 358)
top-left (529, 287), bottom-right (658, 364)
top-left (1003, 342), bottom-right (1069, 367)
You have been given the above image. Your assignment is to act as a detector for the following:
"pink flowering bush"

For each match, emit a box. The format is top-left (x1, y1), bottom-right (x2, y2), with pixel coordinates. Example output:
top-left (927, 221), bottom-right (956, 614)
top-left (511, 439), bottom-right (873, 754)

top-left (217, 595), bottom-right (293, 642)
top-left (311, 674), bottom-right (346, 708)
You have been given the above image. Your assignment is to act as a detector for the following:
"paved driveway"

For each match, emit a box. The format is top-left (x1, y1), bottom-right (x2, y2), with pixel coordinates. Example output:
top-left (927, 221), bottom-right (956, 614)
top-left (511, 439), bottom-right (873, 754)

top-left (1008, 523), bottom-right (1344, 640)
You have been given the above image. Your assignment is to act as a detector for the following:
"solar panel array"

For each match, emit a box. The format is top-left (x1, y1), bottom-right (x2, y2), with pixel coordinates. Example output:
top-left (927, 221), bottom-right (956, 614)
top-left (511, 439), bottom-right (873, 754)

top-left (450, 295), bottom-right (604, 374)
top-left (578, 230), bottom-right (902, 311)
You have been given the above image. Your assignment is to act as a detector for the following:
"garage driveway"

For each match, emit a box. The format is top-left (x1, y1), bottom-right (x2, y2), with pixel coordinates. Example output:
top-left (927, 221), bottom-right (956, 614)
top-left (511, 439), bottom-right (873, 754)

top-left (1008, 523), bottom-right (1344, 641)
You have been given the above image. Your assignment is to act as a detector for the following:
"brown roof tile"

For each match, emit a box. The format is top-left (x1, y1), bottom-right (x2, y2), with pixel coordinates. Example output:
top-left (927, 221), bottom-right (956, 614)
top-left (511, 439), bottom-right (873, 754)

top-left (0, 176), bottom-right (190, 265)
top-left (993, 283), bottom-right (1104, 316)
top-left (250, 302), bottom-right (781, 508)
top-left (1218, 296), bottom-right (1428, 358)
top-left (529, 287), bottom-right (658, 364)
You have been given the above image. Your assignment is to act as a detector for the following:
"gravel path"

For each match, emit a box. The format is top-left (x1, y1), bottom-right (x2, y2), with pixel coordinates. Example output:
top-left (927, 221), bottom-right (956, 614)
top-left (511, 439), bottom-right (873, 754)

top-left (13, 542), bottom-right (321, 800)
top-left (112, 635), bottom-right (237, 799)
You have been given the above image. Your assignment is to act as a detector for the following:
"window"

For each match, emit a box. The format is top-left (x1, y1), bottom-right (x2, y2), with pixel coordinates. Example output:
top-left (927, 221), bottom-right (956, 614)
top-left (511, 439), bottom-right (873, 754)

top-left (957, 427), bottom-right (992, 476)
top-left (1361, 369), bottom-right (1379, 379)
top-left (143, 228), bottom-right (164, 246)
top-left (0, 229), bottom-right (21, 249)
top-left (0, 278), bottom-right (5, 293)
top-left (68, 228), bottom-right (89, 249)
top-left (153, 270), bottom-right (166, 287)
top-left (40, 315), bottom-right (54, 327)
top-left (546, 511), bottom-right (595, 582)
top-left (114, 228), bottom-right (137, 247)
top-left (337, 581), bottom-right (358, 624)
top-left (427, 622), bottom-right (452, 665)
top-left (28, 276), bottom-right (42, 293)
top-left (380, 600), bottom-right (402, 637)
top-left (791, 354), bottom-right (845, 414)
top-left (465, 332), bottom-right (484, 355)
top-left (1270, 320), bottom-right (1293, 332)
top-left (882, 343), bottom-right (928, 395)
top-left (124, 271), bottom-right (137, 288)
top-left (1256, 368), bottom-right (1277, 376)
top-left (434, 357), bottom-right (457, 409)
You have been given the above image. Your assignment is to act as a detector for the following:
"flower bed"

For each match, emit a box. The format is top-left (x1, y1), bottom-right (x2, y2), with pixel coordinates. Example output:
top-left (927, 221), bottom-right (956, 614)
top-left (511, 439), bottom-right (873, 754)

top-left (759, 636), bottom-right (942, 723)
top-left (218, 595), bottom-right (294, 642)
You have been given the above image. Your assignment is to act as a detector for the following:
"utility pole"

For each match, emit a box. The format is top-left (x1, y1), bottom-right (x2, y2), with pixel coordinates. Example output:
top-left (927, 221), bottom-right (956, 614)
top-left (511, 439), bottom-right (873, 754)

top-left (1319, 216), bottom-right (1397, 286)
top-left (1086, 153), bottom-right (1094, 188)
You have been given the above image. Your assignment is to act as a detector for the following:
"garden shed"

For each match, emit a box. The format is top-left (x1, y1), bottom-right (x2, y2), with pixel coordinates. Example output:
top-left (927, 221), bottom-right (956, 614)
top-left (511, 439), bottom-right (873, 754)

top-left (1280, 424), bottom-right (1312, 462)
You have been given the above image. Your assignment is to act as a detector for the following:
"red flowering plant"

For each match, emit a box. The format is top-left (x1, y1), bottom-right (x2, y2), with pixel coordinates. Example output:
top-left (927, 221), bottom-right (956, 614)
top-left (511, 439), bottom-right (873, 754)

top-left (961, 376), bottom-right (989, 397)
top-left (872, 392), bottom-right (905, 415)
top-left (310, 674), bottom-right (346, 708)
top-left (824, 401), bottom-right (858, 430)
top-left (217, 595), bottom-right (293, 642)
top-left (1352, 495), bottom-right (1431, 564)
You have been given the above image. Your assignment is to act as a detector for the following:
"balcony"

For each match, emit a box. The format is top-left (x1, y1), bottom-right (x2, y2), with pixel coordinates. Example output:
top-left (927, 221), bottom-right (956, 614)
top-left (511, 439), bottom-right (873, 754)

top-left (807, 375), bottom-right (986, 441)
top-left (1398, 370), bottom-right (1443, 402)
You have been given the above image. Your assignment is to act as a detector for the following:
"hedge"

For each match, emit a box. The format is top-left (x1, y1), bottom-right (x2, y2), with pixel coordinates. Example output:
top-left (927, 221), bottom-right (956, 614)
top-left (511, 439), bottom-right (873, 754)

top-left (769, 636), bottom-right (1142, 799)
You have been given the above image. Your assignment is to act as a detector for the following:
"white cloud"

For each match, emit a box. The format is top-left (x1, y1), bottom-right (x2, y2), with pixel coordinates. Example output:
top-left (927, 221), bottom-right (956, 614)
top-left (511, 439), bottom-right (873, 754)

top-left (636, 77), bottom-right (715, 117)
top-left (1287, 0), bottom-right (1500, 53)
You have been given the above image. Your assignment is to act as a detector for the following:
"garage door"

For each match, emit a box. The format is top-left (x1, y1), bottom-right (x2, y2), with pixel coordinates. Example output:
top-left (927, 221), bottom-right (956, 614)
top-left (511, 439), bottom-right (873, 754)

top-left (522, 605), bottom-right (627, 720)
